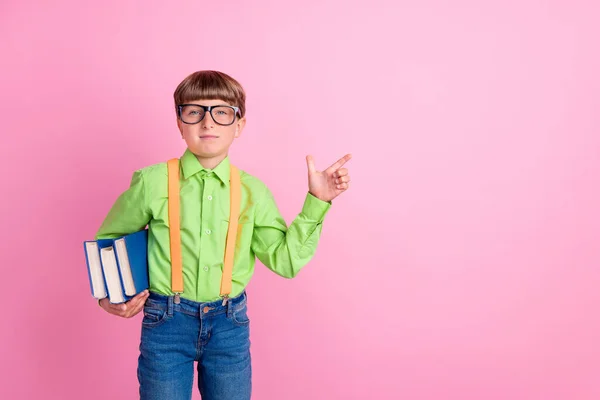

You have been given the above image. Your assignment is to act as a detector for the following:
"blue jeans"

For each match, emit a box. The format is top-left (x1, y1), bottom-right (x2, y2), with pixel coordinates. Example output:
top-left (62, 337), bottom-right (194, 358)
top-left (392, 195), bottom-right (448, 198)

top-left (137, 291), bottom-right (252, 400)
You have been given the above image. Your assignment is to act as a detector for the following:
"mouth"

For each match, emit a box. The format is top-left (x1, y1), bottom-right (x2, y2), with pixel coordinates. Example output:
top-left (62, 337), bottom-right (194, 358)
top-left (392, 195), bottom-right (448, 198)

top-left (199, 135), bottom-right (219, 140)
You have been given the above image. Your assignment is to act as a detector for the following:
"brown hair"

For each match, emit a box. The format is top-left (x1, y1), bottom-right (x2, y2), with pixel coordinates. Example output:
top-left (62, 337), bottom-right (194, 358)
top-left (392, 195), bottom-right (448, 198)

top-left (173, 70), bottom-right (246, 118)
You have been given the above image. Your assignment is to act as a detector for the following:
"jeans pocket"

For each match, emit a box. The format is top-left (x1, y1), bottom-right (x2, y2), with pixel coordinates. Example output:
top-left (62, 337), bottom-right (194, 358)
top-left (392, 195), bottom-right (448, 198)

top-left (142, 306), bottom-right (168, 328)
top-left (231, 303), bottom-right (250, 327)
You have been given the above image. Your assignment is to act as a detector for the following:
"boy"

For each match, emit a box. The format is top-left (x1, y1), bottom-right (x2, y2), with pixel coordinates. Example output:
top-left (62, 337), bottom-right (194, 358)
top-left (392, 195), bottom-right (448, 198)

top-left (95, 70), bottom-right (351, 400)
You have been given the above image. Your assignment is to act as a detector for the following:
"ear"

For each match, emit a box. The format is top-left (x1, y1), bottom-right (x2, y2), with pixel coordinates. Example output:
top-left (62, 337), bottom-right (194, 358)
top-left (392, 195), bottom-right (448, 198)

top-left (234, 117), bottom-right (246, 138)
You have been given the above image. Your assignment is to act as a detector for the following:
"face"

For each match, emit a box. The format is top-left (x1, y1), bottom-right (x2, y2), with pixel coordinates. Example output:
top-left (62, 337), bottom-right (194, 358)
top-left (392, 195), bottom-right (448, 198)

top-left (177, 98), bottom-right (246, 160)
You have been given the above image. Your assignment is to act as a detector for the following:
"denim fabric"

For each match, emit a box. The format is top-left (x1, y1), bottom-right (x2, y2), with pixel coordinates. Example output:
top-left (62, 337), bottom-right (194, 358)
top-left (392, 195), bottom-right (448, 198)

top-left (137, 291), bottom-right (251, 400)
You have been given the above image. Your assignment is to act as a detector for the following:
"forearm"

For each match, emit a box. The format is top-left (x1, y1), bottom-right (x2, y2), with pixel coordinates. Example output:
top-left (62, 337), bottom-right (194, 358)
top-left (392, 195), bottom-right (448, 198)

top-left (253, 192), bottom-right (330, 278)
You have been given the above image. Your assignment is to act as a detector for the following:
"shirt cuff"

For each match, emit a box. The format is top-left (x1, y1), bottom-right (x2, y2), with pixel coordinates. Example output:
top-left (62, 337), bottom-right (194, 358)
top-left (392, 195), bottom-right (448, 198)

top-left (301, 192), bottom-right (331, 222)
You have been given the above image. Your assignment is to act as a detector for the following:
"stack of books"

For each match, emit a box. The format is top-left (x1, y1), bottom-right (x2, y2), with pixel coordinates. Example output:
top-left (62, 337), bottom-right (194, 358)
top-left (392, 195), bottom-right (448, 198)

top-left (83, 229), bottom-right (149, 304)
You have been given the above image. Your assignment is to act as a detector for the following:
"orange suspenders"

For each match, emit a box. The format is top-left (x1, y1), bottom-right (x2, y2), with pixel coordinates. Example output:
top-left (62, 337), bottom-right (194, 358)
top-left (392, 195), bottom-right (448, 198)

top-left (166, 158), bottom-right (241, 305)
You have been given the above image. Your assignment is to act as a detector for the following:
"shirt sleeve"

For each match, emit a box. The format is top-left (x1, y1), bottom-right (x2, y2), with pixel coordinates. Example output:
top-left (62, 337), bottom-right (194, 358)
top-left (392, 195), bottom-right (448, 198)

top-left (95, 169), bottom-right (151, 239)
top-left (251, 186), bottom-right (331, 278)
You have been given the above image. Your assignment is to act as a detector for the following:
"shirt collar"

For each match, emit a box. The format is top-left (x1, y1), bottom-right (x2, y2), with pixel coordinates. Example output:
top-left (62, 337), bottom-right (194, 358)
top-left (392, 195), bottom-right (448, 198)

top-left (180, 148), bottom-right (230, 187)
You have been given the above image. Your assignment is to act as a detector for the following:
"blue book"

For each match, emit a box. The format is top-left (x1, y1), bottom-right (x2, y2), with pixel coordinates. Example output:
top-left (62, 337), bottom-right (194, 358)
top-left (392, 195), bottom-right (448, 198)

top-left (84, 230), bottom-right (149, 304)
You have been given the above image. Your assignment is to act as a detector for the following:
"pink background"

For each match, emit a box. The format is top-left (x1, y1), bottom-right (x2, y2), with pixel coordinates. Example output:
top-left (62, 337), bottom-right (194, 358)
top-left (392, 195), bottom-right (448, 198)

top-left (1, 0), bottom-right (599, 399)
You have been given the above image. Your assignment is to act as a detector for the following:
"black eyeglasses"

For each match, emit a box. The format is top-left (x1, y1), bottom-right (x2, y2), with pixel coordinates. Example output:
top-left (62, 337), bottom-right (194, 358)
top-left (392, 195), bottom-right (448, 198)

top-left (177, 104), bottom-right (241, 126)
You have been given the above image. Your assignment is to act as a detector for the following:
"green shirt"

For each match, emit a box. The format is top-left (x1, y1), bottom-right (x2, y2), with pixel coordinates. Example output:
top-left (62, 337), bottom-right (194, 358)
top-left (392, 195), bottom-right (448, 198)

top-left (95, 149), bottom-right (331, 302)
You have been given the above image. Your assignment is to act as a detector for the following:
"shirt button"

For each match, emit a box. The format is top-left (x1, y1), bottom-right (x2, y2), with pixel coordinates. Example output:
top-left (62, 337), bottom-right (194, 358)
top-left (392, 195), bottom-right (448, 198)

top-left (205, 229), bottom-right (212, 235)
top-left (203, 266), bottom-right (209, 272)
top-left (207, 195), bottom-right (213, 201)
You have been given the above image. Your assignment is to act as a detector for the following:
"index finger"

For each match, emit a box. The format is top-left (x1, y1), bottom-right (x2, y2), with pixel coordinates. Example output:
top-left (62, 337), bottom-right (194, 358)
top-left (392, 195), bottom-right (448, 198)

top-left (326, 154), bottom-right (352, 173)
top-left (131, 289), bottom-right (149, 301)
top-left (106, 291), bottom-right (147, 312)
top-left (126, 290), bottom-right (150, 309)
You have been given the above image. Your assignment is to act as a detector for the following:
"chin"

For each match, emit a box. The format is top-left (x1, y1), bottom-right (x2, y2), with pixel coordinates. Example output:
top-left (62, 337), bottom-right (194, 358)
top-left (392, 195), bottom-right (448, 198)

top-left (190, 148), bottom-right (223, 158)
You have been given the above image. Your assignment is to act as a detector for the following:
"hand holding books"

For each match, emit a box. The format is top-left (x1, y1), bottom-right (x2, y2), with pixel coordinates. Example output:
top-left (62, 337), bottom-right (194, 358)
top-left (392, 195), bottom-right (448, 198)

top-left (98, 289), bottom-right (150, 318)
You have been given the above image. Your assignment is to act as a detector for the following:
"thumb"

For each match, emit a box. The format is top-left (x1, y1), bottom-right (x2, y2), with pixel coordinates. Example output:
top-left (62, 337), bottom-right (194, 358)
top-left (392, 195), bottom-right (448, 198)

top-left (306, 155), bottom-right (316, 174)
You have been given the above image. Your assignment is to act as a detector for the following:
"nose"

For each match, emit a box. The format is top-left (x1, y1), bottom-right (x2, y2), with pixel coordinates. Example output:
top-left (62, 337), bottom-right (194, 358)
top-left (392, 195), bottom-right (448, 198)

top-left (201, 110), bottom-right (215, 129)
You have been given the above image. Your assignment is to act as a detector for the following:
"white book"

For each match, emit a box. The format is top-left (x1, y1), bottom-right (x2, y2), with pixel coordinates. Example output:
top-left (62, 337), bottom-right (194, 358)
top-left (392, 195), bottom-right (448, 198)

top-left (99, 246), bottom-right (126, 304)
top-left (114, 237), bottom-right (136, 296)
top-left (84, 241), bottom-right (107, 299)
